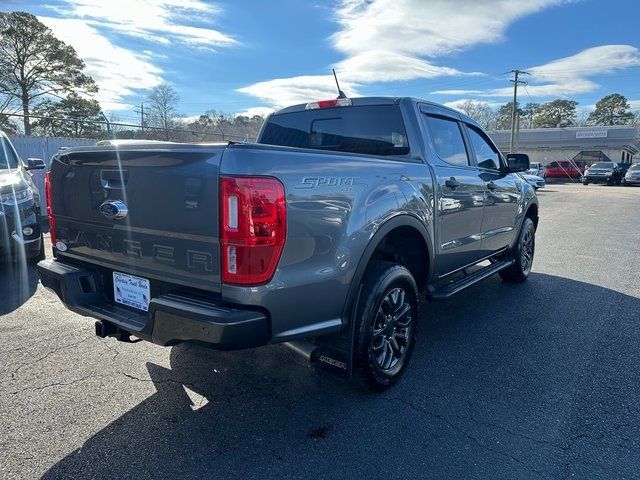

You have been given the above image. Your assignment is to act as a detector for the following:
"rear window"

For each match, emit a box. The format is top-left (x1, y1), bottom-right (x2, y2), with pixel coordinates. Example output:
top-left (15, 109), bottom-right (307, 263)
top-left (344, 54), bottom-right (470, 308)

top-left (629, 164), bottom-right (640, 171)
top-left (260, 105), bottom-right (409, 156)
top-left (591, 162), bottom-right (614, 168)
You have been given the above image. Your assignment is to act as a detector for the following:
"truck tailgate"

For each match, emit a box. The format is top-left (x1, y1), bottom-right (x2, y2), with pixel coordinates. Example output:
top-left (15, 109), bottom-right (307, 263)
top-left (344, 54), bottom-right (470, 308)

top-left (50, 144), bottom-right (225, 293)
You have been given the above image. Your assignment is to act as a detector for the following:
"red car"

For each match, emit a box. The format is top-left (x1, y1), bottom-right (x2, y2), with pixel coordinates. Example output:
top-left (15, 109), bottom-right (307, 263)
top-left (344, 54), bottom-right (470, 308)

top-left (544, 160), bottom-right (584, 179)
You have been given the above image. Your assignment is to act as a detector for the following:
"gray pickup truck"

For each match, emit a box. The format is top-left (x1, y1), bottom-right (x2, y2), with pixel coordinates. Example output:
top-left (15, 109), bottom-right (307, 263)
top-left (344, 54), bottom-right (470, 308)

top-left (38, 96), bottom-right (538, 390)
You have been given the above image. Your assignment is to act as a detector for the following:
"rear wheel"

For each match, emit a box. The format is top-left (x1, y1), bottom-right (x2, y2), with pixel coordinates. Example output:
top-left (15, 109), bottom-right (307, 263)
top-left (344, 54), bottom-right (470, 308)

top-left (582, 181), bottom-right (589, 185)
top-left (353, 262), bottom-right (419, 391)
top-left (499, 218), bottom-right (535, 283)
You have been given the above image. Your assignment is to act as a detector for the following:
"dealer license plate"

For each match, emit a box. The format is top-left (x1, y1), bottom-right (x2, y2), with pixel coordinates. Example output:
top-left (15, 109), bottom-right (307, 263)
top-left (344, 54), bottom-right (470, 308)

top-left (113, 271), bottom-right (150, 312)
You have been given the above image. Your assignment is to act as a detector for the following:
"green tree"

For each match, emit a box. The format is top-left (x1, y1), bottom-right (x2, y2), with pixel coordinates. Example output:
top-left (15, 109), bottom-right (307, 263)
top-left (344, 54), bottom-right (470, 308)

top-left (522, 103), bottom-right (541, 128)
top-left (495, 101), bottom-right (522, 130)
top-left (32, 93), bottom-right (103, 138)
top-left (533, 99), bottom-right (578, 128)
top-left (0, 95), bottom-right (18, 134)
top-left (587, 93), bottom-right (634, 126)
top-left (0, 12), bottom-right (97, 135)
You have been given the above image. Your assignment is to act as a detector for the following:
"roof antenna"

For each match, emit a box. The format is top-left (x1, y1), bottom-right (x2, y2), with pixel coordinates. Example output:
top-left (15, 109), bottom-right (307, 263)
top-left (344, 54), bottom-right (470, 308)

top-left (332, 68), bottom-right (347, 99)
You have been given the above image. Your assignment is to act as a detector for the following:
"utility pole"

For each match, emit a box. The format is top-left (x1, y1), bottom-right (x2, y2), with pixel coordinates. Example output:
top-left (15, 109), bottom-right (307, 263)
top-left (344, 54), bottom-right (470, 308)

top-left (508, 69), bottom-right (529, 153)
top-left (134, 102), bottom-right (146, 135)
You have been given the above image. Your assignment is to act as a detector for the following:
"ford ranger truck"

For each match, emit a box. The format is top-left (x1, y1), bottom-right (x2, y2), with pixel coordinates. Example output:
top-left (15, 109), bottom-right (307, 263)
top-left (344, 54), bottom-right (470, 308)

top-left (38, 97), bottom-right (538, 390)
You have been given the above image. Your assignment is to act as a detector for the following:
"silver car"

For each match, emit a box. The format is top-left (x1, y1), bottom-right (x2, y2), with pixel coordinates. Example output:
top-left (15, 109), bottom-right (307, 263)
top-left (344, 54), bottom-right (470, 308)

top-left (623, 163), bottom-right (640, 186)
top-left (517, 172), bottom-right (546, 189)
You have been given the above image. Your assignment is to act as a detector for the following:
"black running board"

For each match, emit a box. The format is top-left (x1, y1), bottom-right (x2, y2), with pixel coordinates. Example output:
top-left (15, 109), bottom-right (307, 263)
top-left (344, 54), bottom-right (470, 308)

top-left (428, 259), bottom-right (515, 300)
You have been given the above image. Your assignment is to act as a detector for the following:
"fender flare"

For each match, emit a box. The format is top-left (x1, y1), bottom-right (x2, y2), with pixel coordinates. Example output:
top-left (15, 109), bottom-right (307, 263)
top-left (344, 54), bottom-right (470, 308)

top-left (340, 214), bottom-right (433, 326)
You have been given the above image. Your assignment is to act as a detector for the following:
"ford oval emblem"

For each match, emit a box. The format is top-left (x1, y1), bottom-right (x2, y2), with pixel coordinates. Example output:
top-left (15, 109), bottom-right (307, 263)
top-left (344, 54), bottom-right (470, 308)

top-left (99, 200), bottom-right (128, 220)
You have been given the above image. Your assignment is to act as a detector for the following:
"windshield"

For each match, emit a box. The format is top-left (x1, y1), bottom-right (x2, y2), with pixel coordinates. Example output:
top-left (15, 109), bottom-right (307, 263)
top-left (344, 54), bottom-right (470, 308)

top-left (0, 137), bottom-right (19, 169)
top-left (630, 164), bottom-right (640, 171)
top-left (260, 105), bottom-right (409, 156)
top-left (591, 162), bottom-right (614, 169)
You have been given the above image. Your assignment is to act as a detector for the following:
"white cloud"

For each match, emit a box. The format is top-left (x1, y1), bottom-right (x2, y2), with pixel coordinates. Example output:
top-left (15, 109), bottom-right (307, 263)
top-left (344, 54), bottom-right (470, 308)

top-left (239, 0), bottom-right (567, 107)
top-left (235, 107), bottom-right (276, 118)
top-left (36, 0), bottom-right (238, 112)
top-left (435, 45), bottom-right (640, 100)
top-left (48, 0), bottom-right (237, 48)
top-left (237, 75), bottom-right (360, 109)
top-left (332, 0), bottom-right (566, 58)
top-left (39, 17), bottom-right (163, 110)
top-left (629, 100), bottom-right (640, 110)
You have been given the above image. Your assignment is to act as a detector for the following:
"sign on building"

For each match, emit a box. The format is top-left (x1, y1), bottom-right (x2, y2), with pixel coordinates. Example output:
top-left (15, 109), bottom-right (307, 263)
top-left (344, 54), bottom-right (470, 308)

top-left (576, 130), bottom-right (608, 139)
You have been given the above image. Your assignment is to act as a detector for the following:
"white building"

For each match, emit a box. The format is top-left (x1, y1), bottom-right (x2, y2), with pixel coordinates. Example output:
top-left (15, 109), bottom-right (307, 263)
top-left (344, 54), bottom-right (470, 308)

top-left (487, 126), bottom-right (639, 166)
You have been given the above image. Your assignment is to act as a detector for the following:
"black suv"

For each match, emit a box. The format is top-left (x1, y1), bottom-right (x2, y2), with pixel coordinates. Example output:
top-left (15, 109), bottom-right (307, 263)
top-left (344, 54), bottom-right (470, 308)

top-left (0, 131), bottom-right (46, 262)
top-left (582, 162), bottom-right (625, 186)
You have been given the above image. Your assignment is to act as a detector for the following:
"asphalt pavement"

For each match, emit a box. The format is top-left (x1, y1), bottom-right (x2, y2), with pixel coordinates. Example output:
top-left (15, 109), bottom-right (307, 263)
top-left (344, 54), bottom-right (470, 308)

top-left (1, 182), bottom-right (639, 480)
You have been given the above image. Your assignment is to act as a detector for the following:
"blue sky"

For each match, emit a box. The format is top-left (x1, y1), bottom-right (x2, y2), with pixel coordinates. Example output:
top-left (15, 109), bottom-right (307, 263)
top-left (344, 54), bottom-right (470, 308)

top-left (3, 0), bottom-right (640, 120)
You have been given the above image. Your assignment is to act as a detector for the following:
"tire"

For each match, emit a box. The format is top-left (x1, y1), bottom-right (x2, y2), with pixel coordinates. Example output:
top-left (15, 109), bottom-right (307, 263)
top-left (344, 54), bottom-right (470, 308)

top-left (353, 262), bottom-right (419, 391)
top-left (26, 235), bottom-right (45, 263)
top-left (582, 181), bottom-right (589, 185)
top-left (499, 217), bottom-right (535, 283)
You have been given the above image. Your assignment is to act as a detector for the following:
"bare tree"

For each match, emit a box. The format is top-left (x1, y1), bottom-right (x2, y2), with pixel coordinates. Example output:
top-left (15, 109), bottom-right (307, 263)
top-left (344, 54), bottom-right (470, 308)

top-left (147, 83), bottom-right (180, 140)
top-left (456, 100), bottom-right (498, 130)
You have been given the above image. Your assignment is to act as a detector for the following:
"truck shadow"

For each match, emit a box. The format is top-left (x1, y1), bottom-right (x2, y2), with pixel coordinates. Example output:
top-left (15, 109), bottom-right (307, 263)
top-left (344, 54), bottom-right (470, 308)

top-left (0, 258), bottom-right (39, 315)
top-left (41, 272), bottom-right (640, 479)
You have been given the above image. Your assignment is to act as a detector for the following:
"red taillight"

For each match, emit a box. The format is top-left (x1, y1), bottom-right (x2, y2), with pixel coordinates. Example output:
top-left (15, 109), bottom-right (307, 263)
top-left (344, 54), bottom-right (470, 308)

top-left (220, 176), bottom-right (286, 285)
top-left (305, 98), bottom-right (352, 110)
top-left (44, 171), bottom-right (56, 246)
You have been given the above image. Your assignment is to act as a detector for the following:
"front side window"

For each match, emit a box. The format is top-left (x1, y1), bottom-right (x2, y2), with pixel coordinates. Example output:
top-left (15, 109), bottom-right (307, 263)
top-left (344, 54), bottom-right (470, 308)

top-left (425, 116), bottom-right (469, 167)
top-left (467, 126), bottom-right (501, 170)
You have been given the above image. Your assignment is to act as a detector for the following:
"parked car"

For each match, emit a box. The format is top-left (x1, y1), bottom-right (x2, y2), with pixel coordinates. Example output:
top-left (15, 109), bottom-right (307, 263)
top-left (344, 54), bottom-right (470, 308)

top-left (517, 172), bottom-right (546, 189)
top-left (623, 163), bottom-right (640, 185)
top-left (38, 96), bottom-right (539, 390)
top-left (0, 130), bottom-right (46, 262)
top-left (526, 162), bottom-right (545, 178)
top-left (544, 160), bottom-right (583, 179)
top-left (582, 162), bottom-right (625, 185)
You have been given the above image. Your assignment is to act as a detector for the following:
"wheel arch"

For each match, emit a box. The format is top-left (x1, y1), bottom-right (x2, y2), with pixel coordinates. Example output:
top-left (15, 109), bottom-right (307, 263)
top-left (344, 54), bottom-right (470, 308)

top-left (340, 214), bottom-right (433, 327)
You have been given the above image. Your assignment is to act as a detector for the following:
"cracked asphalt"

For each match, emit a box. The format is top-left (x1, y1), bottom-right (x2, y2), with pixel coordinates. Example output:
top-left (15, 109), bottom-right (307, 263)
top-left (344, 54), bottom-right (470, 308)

top-left (1, 182), bottom-right (639, 480)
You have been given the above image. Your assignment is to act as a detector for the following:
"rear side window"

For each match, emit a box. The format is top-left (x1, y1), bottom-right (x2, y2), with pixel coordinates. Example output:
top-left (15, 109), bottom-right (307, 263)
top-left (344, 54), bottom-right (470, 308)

top-left (260, 105), bottom-right (409, 156)
top-left (424, 116), bottom-right (469, 167)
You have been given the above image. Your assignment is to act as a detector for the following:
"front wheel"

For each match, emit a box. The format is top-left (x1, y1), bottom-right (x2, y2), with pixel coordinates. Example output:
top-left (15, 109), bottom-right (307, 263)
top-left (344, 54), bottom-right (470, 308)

top-left (499, 217), bottom-right (536, 283)
top-left (353, 262), bottom-right (419, 391)
top-left (582, 181), bottom-right (589, 185)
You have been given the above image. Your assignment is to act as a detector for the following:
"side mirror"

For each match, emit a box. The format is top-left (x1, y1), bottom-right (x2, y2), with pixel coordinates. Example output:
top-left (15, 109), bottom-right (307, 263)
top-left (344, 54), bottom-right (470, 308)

top-left (506, 153), bottom-right (529, 173)
top-left (26, 158), bottom-right (46, 170)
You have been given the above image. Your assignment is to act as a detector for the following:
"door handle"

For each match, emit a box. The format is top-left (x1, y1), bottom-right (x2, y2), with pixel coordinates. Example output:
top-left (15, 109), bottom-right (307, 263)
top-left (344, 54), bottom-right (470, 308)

top-left (445, 177), bottom-right (460, 189)
top-left (486, 181), bottom-right (497, 191)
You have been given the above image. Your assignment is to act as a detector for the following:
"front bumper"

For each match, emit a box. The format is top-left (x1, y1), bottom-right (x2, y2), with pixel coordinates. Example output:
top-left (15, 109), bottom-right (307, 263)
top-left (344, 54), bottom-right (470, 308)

top-left (37, 259), bottom-right (270, 350)
top-left (0, 202), bottom-right (42, 258)
top-left (583, 175), bottom-right (614, 183)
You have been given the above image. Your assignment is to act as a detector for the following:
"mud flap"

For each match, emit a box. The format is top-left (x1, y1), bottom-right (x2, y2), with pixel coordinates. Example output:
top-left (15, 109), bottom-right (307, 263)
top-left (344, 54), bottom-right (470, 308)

top-left (312, 285), bottom-right (362, 379)
top-left (312, 342), bottom-right (350, 379)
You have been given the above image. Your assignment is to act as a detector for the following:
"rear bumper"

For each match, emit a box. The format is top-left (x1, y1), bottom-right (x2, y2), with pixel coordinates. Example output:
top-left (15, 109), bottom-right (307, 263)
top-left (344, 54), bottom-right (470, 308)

top-left (37, 259), bottom-right (269, 350)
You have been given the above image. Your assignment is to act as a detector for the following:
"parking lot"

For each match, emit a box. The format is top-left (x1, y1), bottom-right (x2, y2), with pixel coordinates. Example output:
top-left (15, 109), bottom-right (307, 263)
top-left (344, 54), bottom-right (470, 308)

top-left (1, 182), bottom-right (639, 480)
